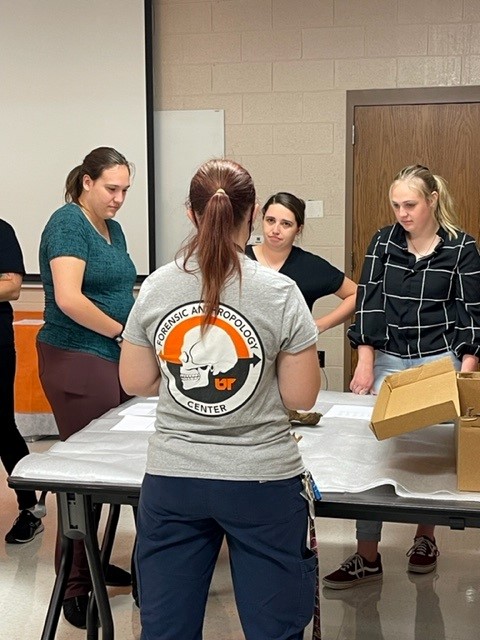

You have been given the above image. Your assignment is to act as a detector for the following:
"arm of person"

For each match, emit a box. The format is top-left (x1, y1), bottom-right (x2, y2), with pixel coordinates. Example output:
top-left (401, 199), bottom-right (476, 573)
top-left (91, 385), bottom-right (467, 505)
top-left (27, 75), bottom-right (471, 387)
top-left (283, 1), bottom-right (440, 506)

top-left (350, 344), bottom-right (375, 394)
top-left (119, 340), bottom-right (161, 397)
top-left (277, 344), bottom-right (321, 410)
top-left (315, 276), bottom-right (357, 333)
top-left (347, 229), bottom-right (388, 349)
top-left (452, 237), bottom-right (480, 370)
top-left (0, 272), bottom-right (22, 302)
top-left (51, 256), bottom-right (123, 338)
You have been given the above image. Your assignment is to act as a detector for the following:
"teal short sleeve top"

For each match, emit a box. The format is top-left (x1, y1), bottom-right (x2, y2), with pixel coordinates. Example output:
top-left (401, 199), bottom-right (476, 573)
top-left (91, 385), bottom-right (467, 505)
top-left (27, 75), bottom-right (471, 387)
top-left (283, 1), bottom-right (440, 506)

top-left (38, 203), bottom-right (136, 362)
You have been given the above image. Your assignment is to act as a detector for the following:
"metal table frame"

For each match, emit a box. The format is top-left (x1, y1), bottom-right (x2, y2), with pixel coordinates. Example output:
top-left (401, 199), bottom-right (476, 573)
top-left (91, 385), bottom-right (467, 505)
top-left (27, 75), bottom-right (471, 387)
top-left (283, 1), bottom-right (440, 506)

top-left (319, 486), bottom-right (480, 530)
top-left (8, 478), bottom-right (138, 640)
top-left (9, 476), bottom-right (480, 640)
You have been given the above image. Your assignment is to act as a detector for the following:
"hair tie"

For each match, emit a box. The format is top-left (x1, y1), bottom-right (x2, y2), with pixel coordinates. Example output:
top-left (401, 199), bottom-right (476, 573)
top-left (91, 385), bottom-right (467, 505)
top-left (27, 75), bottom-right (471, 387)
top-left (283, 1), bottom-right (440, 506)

top-left (215, 188), bottom-right (226, 195)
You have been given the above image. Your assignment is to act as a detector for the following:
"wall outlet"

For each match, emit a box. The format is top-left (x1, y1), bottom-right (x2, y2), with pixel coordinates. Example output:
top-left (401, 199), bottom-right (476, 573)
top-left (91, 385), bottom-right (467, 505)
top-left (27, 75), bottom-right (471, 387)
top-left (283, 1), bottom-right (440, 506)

top-left (317, 350), bottom-right (325, 368)
top-left (251, 235), bottom-right (263, 244)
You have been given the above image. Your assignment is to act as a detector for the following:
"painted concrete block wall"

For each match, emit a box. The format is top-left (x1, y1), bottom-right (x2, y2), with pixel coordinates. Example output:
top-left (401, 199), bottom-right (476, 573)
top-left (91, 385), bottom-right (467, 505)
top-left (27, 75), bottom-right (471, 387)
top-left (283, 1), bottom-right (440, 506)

top-left (18, 0), bottom-right (480, 391)
top-left (154, 0), bottom-right (480, 390)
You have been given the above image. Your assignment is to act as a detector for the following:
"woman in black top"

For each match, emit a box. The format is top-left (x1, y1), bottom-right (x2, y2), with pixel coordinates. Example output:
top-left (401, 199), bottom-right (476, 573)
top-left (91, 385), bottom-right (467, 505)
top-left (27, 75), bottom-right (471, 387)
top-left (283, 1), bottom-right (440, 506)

top-left (323, 165), bottom-right (480, 591)
top-left (246, 192), bottom-right (357, 333)
top-left (0, 219), bottom-right (43, 543)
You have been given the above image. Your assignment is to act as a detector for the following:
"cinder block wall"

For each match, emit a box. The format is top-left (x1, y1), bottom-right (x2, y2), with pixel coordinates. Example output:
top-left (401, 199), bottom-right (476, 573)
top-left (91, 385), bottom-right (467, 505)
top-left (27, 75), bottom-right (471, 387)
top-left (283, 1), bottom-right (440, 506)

top-left (19, 0), bottom-right (480, 390)
top-left (155, 0), bottom-right (480, 390)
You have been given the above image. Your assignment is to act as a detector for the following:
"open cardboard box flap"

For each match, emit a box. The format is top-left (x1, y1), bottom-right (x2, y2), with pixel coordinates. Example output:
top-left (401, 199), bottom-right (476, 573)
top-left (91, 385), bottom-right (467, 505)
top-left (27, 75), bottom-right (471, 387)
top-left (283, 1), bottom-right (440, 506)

top-left (370, 357), bottom-right (460, 441)
top-left (370, 357), bottom-right (480, 491)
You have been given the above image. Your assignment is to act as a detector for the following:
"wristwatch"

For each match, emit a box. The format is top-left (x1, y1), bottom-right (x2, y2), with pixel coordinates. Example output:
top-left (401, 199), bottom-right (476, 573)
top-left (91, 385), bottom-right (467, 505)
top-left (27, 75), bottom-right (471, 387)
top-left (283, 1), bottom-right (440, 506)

top-left (113, 334), bottom-right (124, 344)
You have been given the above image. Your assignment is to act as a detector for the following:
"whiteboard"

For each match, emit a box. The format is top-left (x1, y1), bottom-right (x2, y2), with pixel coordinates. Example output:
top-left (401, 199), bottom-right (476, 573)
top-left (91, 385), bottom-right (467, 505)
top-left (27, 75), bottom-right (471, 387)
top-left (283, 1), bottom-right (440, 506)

top-left (154, 110), bottom-right (225, 267)
top-left (1, 0), bottom-right (150, 277)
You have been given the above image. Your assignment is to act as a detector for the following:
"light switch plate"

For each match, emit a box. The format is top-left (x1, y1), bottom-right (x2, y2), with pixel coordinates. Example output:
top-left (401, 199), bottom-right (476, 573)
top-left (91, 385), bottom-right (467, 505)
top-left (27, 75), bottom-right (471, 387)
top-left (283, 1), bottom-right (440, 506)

top-left (305, 200), bottom-right (324, 218)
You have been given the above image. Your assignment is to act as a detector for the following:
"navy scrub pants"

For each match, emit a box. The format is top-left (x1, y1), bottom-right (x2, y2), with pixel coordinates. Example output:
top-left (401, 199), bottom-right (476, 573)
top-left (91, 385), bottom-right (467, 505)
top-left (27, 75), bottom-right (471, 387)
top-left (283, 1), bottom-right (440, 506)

top-left (136, 474), bottom-right (317, 640)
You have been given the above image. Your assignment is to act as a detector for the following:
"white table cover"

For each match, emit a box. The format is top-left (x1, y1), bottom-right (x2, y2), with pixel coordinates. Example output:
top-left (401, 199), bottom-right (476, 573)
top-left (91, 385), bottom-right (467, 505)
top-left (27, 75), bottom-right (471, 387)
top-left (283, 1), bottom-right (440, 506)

top-left (12, 391), bottom-right (480, 502)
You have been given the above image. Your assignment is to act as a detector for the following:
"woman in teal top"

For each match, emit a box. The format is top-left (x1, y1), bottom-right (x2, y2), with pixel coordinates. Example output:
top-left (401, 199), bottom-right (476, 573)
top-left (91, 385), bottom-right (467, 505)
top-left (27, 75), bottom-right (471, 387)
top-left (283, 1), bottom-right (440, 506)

top-left (37, 146), bottom-right (136, 629)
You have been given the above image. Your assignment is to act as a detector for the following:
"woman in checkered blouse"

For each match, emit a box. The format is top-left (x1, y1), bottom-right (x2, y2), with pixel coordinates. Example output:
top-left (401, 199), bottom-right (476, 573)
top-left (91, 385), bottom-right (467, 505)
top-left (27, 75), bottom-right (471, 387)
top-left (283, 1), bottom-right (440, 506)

top-left (323, 164), bottom-right (480, 590)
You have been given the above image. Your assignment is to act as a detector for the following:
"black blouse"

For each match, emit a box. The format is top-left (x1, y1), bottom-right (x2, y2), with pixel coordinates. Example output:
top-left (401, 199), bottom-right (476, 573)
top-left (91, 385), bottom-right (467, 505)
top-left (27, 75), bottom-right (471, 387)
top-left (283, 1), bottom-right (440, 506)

top-left (245, 245), bottom-right (344, 311)
top-left (348, 223), bottom-right (480, 359)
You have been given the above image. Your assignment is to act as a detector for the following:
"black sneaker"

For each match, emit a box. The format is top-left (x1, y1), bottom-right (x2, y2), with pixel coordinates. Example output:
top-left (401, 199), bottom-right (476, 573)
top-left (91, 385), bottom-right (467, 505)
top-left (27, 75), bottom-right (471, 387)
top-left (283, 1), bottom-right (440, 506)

top-left (105, 563), bottom-right (131, 587)
top-left (322, 552), bottom-right (383, 589)
top-left (5, 509), bottom-right (44, 544)
top-left (63, 595), bottom-right (88, 629)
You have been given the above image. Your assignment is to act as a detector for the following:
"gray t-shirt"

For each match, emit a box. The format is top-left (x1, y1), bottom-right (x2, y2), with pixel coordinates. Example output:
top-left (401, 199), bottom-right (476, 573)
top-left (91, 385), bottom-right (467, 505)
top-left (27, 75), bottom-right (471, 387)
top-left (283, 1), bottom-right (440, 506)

top-left (123, 255), bottom-right (318, 481)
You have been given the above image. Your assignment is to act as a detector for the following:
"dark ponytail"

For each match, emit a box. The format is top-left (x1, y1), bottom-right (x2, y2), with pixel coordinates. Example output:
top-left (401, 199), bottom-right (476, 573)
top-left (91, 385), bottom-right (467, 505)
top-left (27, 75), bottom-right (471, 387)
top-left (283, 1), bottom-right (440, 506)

top-left (180, 159), bottom-right (256, 326)
top-left (64, 146), bottom-right (131, 203)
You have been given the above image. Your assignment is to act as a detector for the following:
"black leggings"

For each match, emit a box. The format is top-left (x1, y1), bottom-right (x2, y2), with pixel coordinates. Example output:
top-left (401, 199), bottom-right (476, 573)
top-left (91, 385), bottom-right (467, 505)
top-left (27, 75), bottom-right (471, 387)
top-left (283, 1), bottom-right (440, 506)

top-left (0, 344), bottom-right (37, 510)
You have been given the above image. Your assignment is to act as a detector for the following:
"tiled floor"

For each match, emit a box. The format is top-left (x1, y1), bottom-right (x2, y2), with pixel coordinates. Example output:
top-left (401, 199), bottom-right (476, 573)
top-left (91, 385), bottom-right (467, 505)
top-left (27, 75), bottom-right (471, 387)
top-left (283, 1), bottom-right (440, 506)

top-left (1, 439), bottom-right (480, 639)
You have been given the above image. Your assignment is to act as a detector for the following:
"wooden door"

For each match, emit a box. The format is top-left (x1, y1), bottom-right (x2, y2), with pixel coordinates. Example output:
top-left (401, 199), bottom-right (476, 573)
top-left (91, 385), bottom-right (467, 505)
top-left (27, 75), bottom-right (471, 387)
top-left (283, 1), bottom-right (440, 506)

top-left (349, 102), bottom-right (480, 379)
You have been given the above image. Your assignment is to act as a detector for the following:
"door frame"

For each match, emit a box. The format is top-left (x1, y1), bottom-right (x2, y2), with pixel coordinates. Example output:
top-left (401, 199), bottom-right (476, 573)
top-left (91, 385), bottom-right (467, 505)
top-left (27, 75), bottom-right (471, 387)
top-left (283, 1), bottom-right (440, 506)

top-left (343, 85), bottom-right (480, 389)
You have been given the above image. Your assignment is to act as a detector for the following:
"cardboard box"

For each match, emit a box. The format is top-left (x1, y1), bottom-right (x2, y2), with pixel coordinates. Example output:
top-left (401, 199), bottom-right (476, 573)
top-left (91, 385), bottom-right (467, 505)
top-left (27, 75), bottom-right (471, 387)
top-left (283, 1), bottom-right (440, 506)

top-left (456, 373), bottom-right (480, 491)
top-left (370, 357), bottom-right (480, 491)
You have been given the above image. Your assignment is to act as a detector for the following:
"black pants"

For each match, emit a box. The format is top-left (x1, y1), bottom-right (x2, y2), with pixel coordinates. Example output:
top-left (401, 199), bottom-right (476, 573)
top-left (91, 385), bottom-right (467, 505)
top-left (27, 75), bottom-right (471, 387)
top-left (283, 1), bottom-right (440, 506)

top-left (0, 344), bottom-right (37, 510)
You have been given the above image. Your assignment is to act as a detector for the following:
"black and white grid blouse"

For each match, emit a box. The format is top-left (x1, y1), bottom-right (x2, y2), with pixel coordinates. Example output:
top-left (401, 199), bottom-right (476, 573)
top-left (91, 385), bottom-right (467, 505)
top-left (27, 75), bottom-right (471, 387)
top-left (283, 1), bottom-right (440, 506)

top-left (348, 223), bottom-right (480, 359)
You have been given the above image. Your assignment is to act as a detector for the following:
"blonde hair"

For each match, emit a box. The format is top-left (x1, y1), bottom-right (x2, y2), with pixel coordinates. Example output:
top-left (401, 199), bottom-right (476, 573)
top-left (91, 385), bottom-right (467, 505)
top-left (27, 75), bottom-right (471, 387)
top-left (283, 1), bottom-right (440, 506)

top-left (390, 164), bottom-right (459, 239)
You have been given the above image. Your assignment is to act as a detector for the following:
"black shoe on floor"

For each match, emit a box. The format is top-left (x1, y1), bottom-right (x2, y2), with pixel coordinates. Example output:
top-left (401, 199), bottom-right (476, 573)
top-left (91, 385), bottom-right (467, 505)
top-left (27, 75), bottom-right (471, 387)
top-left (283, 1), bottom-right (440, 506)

top-left (63, 595), bottom-right (89, 629)
top-left (5, 509), bottom-right (44, 544)
top-left (105, 563), bottom-right (131, 587)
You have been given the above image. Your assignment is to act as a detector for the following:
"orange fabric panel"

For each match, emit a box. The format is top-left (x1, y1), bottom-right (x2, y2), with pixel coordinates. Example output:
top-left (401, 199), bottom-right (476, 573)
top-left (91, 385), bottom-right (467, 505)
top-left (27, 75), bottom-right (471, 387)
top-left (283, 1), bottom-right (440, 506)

top-left (13, 311), bottom-right (52, 413)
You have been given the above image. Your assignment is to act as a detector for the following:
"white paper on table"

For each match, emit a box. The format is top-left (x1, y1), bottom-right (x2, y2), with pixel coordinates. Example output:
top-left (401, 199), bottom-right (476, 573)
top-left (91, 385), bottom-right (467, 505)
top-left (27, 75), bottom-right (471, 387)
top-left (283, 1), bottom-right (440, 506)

top-left (118, 403), bottom-right (157, 417)
top-left (13, 319), bottom-right (44, 325)
top-left (110, 416), bottom-right (155, 431)
top-left (322, 404), bottom-right (373, 420)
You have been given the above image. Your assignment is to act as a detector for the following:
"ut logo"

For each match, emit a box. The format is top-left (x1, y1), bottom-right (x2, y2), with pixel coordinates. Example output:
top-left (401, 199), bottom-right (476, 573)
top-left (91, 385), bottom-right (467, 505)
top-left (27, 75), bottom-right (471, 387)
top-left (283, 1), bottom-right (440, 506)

top-left (214, 377), bottom-right (236, 391)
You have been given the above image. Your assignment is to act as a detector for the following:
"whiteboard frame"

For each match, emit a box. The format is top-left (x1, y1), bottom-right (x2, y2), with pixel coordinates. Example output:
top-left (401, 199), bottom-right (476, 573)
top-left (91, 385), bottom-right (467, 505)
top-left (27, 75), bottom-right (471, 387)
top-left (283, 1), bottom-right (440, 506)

top-left (153, 109), bottom-right (225, 268)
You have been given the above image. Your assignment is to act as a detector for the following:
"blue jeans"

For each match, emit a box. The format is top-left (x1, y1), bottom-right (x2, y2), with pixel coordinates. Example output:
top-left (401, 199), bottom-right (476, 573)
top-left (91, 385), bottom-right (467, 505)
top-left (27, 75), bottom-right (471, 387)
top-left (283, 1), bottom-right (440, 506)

top-left (372, 350), bottom-right (461, 394)
top-left (357, 350), bottom-right (461, 542)
top-left (137, 474), bottom-right (317, 640)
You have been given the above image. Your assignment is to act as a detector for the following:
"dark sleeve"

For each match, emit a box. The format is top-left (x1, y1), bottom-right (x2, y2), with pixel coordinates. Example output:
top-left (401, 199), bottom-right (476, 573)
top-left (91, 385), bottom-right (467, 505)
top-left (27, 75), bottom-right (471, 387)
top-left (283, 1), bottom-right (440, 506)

top-left (452, 235), bottom-right (480, 358)
top-left (313, 256), bottom-right (344, 295)
top-left (347, 229), bottom-right (388, 349)
top-left (0, 220), bottom-right (25, 275)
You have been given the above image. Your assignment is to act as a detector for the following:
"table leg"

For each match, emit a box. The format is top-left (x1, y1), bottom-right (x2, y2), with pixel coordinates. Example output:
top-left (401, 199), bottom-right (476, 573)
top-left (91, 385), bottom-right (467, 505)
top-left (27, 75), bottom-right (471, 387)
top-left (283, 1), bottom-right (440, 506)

top-left (40, 496), bottom-right (74, 640)
top-left (83, 495), bottom-right (115, 640)
top-left (86, 503), bottom-right (121, 639)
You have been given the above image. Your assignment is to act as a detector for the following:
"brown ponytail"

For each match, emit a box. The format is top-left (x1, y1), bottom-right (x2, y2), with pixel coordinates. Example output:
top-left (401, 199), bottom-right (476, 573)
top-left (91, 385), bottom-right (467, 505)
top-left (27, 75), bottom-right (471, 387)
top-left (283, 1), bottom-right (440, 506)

top-left (64, 146), bottom-right (132, 204)
top-left (180, 159), bottom-right (256, 326)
